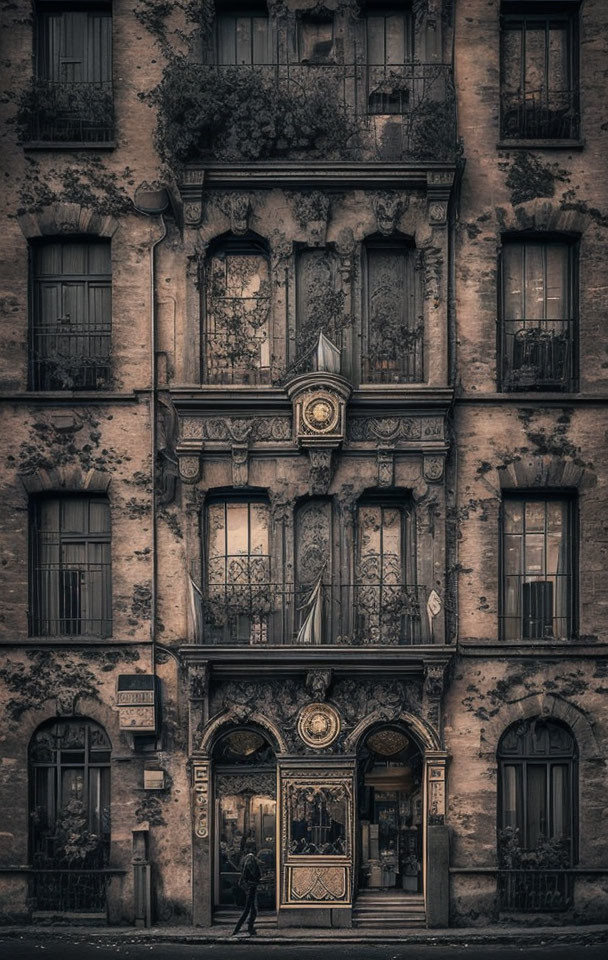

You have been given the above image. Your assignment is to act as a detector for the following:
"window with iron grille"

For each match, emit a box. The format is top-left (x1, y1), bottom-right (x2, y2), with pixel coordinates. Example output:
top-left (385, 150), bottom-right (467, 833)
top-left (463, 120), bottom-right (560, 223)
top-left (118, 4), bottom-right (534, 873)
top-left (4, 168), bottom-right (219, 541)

top-left (500, 238), bottom-right (577, 392)
top-left (355, 498), bottom-right (420, 644)
top-left (205, 497), bottom-right (271, 644)
top-left (29, 718), bottom-right (111, 913)
top-left (30, 238), bottom-right (112, 391)
top-left (202, 237), bottom-right (271, 385)
top-left (500, 3), bottom-right (579, 141)
top-left (32, 1), bottom-right (113, 143)
top-left (501, 495), bottom-right (575, 641)
top-left (29, 496), bottom-right (112, 638)
top-left (362, 240), bottom-right (423, 384)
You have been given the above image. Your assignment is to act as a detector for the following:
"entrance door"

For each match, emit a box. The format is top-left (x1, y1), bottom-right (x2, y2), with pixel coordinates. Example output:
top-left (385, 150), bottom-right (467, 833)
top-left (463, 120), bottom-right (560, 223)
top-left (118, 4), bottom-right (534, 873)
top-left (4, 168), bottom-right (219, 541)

top-left (358, 727), bottom-right (423, 893)
top-left (212, 728), bottom-right (277, 913)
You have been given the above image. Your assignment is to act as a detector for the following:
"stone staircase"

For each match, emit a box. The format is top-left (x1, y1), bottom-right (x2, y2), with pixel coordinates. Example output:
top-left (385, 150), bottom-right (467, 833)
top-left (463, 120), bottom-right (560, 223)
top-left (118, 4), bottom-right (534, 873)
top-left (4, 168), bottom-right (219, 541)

top-left (352, 890), bottom-right (426, 928)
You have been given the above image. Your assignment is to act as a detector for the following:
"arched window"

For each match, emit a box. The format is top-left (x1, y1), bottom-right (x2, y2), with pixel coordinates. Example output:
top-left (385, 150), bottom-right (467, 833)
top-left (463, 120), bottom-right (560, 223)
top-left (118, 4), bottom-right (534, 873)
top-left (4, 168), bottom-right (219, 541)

top-left (355, 495), bottom-right (420, 643)
top-left (213, 727), bottom-right (276, 910)
top-left (498, 718), bottom-right (577, 864)
top-left (362, 239), bottom-right (423, 384)
top-left (29, 718), bottom-right (111, 911)
top-left (30, 237), bottom-right (112, 390)
top-left (202, 237), bottom-right (271, 385)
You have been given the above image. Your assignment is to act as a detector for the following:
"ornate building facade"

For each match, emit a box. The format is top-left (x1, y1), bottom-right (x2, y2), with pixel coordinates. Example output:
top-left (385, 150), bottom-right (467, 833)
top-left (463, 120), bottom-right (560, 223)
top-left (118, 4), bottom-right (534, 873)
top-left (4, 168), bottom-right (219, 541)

top-left (0, 0), bottom-right (607, 931)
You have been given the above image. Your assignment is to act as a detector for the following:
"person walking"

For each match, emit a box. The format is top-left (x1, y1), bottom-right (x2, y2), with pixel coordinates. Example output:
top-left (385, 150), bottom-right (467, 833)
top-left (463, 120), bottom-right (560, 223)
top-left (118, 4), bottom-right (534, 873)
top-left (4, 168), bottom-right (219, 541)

top-left (232, 839), bottom-right (262, 937)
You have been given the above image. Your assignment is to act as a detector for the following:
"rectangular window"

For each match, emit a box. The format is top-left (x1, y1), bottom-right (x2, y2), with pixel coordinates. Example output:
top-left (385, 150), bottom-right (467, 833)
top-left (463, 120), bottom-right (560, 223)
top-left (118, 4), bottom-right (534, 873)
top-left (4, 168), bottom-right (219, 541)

top-left (363, 243), bottom-right (423, 384)
top-left (500, 4), bottom-right (579, 141)
top-left (500, 239), bottom-right (576, 391)
top-left (355, 500), bottom-right (421, 644)
top-left (216, 4), bottom-right (271, 65)
top-left (501, 496), bottom-right (575, 641)
top-left (30, 496), bottom-right (112, 637)
top-left (365, 4), bottom-right (413, 114)
top-left (30, 239), bottom-right (112, 391)
top-left (32, 2), bottom-right (113, 143)
top-left (205, 499), bottom-right (271, 644)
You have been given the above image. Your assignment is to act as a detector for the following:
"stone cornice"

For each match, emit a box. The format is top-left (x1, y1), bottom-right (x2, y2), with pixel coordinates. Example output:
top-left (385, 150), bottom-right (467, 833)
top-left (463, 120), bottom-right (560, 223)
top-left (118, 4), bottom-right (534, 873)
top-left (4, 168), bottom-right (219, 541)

top-left (178, 644), bottom-right (455, 674)
top-left (180, 161), bottom-right (457, 191)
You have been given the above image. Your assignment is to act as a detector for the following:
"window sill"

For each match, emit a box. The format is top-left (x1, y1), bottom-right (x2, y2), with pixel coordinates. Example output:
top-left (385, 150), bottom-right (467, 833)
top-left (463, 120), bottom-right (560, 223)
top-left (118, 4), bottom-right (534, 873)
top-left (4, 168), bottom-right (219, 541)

top-left (22, 141), bottom-right (116, 151)
top-left (497, 139), bottom-right (584, 151)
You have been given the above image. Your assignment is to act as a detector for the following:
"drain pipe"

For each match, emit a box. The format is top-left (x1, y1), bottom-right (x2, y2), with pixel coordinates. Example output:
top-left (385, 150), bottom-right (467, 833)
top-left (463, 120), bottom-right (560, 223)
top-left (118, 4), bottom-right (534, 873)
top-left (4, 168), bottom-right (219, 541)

top-left (134, 184), bottom-right (169, 666)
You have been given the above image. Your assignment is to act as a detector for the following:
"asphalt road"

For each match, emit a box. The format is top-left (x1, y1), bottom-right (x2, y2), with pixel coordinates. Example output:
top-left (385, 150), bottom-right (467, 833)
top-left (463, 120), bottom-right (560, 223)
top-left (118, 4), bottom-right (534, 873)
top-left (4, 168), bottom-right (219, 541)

top-left (0, 942), bottom-right (607, 960)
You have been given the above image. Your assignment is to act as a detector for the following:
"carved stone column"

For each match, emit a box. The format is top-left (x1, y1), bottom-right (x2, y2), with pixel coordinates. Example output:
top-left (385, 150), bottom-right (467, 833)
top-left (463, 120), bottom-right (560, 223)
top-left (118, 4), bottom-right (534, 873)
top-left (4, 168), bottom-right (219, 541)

top-left (424, 749), bottom-right (449, 928)
top-left (191, 757), bottom-right (212, 926)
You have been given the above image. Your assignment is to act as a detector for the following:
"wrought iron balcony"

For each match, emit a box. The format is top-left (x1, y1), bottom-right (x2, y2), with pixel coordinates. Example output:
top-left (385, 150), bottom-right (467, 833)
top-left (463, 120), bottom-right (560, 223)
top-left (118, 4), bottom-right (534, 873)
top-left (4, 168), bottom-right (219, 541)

top-left (29, 562), bottom-right (112, 638)
top-left (31, 325), bottom-right (111, 390)
top-left (23, 80), bottom-right (115, 144)
top-left (498, 870), bottom-right (573, 912)
top-left (501, 320), bottom-right (576, 392)
top-left (186, 62), bottom-right (456, 163)
top-left (500, 87), bottom-right (580, 141)
top-left (200, 581), bottom-right (438, 646)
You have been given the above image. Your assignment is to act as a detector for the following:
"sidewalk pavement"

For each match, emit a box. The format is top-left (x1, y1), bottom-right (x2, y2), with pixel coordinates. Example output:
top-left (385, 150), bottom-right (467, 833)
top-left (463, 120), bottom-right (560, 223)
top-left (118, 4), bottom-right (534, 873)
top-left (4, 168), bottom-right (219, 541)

top-left (0, 924), bottom-right (607, 945)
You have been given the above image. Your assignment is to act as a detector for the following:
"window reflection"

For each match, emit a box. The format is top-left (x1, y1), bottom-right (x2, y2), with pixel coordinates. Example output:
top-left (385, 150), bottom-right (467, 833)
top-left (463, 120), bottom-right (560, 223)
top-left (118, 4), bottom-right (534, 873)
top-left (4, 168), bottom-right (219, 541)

top-left (288, 785), bottom-right (347, 856)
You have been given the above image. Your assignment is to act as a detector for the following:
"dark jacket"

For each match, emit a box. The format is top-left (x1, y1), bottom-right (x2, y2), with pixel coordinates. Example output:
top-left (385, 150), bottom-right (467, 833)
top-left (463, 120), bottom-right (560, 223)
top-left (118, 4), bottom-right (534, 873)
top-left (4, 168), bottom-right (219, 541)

top-left (240, 852), bottom-right (262, 887)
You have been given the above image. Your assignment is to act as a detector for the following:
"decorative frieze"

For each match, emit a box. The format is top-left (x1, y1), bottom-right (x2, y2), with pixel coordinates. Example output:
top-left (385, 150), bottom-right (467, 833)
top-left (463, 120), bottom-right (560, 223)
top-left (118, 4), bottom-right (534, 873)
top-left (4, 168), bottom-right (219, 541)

top-left (181, 416), bottom-right (292, 443)
top-left (347, 416), bottom-right (444, 443)
top-left (292, 191), bottom-right (331, 246)
top-left (219, 193), bottom-right (251, 235)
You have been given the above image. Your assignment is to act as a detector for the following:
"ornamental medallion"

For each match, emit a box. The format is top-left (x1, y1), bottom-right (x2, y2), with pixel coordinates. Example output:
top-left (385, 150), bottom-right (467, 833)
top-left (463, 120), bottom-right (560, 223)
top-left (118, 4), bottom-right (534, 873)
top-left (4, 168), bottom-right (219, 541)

top-left (297, 702), bottom-right (341, 748)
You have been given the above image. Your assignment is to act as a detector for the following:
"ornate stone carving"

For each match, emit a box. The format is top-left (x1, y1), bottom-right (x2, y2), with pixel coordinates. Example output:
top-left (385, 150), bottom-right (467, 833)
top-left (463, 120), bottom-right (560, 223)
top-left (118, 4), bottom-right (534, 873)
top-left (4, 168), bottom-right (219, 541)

top-left (215, 772), bottom-right (276, 798)
top-left (298, 702), bottom-right (341, 749)
top-left (270, 230), bottom-right (293, 272)
top-left (424, 455), bottom-right (445, 482)
top-left (348, 416), bottom-right (421, 442)
top-left (377, 448), bottom-right (394, 487)
top-left (427, 759), bottom-right (447, 826)
top-left (292, 192), bottom-right (331, 246)
top-left (231, 444), bottom-right (249, 486)
top-left (296, 501), bottom-right (331, 584)
top-left (426, 169), bottom-right (454, 228)
top-left (429, 201), bottom-right (447, 225)
top-left (192, 762), bottom-right (209, 839)
top-left (189, 663), bottom-right (209, 701)
top-left (333, 678), bottom-right (420, 727)
top-left (220, 193), bottom-right (251, 235)
top-left (290, 866), bottom-right (348, 902)
top-left (180, 416), bottom-right (292, 443)
top-left (372, 192), bottom-right (408, 236)
top-left (308, 448), bottom-right (335, 495)
top-left (178, 454), bottom-right (201, 483)
top-left (305, 669), bottom-right (332, 701)
top-left (424, 661), bottom-right (447, 699)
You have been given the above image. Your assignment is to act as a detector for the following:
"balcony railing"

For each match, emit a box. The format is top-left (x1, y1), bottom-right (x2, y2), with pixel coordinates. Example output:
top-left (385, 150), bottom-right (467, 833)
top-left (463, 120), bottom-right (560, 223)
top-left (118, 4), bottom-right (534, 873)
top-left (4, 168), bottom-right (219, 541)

top-left (501, 575), bottom-right (573, 641)
top-left (31, 326), bottom-right (111, 390)
top-left (23, 80), bottom-right (115, 144)
top-left (194, 62), bottom-right (456, 162)
top-left (29, 562), bottom-right (112, 638)
top-left (201, 581), bottom-right (436, 645)
top-left (501, 320), bottom-right (575, 392)
top-left (28, 869), bottom-right (118, 914)
top-left (498, 870), bottom-right (573, 912)
top-left (501, 88), bottom-right (580, 141)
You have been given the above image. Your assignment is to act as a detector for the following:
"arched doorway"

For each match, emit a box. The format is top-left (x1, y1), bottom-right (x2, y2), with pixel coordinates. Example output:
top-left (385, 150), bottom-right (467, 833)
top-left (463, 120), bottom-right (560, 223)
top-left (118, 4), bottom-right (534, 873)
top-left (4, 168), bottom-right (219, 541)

top-left (357, 725), bottom-right (423, 893)
top-left (213, 727), bottom-right (277, 916)
top-left (28, 717), bottom-right (111, 914)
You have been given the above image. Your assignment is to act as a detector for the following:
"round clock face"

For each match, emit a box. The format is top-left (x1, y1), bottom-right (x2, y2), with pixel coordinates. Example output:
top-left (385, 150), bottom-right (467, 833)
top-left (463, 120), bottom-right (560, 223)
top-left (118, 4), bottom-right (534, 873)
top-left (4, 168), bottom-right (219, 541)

top-left (297, 702), bottom-right (341, 748)
top-left (302, 393), bottom-right (339, 434)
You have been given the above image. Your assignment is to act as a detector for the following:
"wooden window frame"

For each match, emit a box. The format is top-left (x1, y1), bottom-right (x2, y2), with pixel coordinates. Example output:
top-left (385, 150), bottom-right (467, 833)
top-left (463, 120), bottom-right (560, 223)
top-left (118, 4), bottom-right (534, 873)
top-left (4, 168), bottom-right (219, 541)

top-left (499, 492), bottom-right (577, 642)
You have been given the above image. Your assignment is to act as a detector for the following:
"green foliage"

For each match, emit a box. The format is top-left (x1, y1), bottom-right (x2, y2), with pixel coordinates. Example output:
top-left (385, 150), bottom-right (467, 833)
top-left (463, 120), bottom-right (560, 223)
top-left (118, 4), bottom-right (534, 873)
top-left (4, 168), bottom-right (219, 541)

top-left (16, 79), bottom-right (114, 144)
top-left (152, 60), bottom-right (358, 165)
top-left (17, 156), bottom-right (134, 218)
top-left (52, 799), bottom-right (103, 864)
top-left (498, 827), bottom-right (571, 869)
